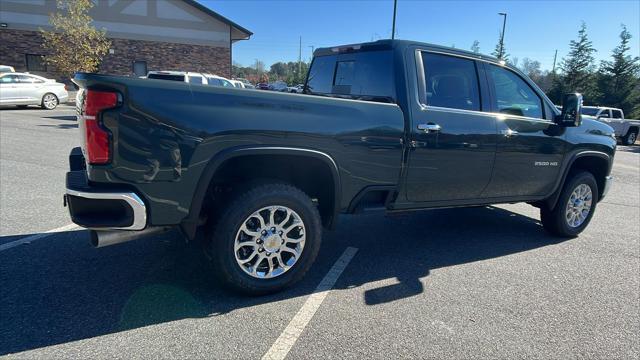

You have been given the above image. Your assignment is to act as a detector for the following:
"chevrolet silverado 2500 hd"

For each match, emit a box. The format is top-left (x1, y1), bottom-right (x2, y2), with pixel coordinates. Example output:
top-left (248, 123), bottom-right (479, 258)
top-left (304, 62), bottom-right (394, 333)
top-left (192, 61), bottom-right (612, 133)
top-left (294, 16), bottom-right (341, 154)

top-left (65, 40), bottom-right (616, 294)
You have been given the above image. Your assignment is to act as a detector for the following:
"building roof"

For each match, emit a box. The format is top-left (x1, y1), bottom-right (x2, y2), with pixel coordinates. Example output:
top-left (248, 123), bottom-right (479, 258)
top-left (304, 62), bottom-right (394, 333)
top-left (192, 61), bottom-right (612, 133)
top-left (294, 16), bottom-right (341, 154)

top-left (183, 0), bottom-right (252, 41)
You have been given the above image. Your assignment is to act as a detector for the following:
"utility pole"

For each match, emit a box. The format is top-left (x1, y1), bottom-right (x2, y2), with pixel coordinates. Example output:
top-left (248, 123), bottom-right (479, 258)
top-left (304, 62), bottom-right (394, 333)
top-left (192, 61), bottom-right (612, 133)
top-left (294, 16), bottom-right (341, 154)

top-left (308, 45), bottom-right (315, 59)
top-left (298, 36), bottom-right (302, 81)
top-left (391, 0), bottom-right (397, 39)
top-left (498, 12), bottom-right (507, 60)
top-left (551, 49), bottom-right (558, 73)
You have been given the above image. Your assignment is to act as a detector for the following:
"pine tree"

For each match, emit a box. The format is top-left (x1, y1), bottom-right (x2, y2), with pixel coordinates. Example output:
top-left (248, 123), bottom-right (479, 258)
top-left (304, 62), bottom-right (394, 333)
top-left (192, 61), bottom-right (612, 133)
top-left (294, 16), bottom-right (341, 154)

top-left (598, 24), bottom-right (640, 114)
top-left (470, 40), bottom-right (480, 54)
top-left (558, 22), bottom-right (599, 104)
top-left (491, 32), bottom-right (508, 61)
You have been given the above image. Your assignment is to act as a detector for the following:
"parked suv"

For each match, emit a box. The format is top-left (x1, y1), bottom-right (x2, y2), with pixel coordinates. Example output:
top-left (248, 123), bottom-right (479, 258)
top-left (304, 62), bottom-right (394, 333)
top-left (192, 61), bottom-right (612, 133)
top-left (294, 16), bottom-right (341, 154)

top-left (66, 40), bottom-right (615, 294)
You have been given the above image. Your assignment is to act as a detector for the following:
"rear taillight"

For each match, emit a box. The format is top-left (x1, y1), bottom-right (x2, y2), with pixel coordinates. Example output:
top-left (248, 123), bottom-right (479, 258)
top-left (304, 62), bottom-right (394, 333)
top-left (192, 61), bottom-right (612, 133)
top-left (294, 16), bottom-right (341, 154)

top-left (82, 90), bottom-right (118, 165)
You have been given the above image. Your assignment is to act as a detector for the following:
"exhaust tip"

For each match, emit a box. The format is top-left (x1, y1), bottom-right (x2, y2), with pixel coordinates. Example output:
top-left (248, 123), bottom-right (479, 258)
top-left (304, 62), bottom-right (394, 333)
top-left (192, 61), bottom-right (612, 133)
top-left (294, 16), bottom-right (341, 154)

top-left (89, 230), bottom-right (99, 247)
top-left (90, 227), bottom-right (169, 248)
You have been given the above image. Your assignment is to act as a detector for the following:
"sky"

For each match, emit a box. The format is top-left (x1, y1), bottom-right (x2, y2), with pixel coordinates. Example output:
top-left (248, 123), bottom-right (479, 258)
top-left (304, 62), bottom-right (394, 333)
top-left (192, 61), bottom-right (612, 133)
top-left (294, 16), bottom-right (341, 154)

top-left (203, 0), bottom-right (640, 71)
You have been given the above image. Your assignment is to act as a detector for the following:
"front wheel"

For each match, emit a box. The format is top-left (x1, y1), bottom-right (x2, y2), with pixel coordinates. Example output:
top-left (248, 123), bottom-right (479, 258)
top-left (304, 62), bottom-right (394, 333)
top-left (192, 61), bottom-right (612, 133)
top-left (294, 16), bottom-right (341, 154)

top-left (622, 130), bottom-right (637, 145)
top-left (540, 171), bottom-right (598, 237)
top-left (208, 182), bottom-right (322, 295)
top-left (41, 93), bottom-right (59, 110)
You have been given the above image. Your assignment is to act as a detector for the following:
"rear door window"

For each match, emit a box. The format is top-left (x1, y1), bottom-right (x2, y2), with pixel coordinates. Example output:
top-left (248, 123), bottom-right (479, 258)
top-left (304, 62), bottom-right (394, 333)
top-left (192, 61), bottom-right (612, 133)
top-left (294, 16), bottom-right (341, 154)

top-left (421, 52), bottom-right (481, 111)
top-left (598, 109), bottom-right (611, 118)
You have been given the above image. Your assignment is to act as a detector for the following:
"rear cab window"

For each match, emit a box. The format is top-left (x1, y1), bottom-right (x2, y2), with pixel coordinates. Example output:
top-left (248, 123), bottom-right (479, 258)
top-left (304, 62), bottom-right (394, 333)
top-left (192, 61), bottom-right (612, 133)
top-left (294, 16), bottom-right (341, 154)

top-left (306, 50), bottom-right (395, 103)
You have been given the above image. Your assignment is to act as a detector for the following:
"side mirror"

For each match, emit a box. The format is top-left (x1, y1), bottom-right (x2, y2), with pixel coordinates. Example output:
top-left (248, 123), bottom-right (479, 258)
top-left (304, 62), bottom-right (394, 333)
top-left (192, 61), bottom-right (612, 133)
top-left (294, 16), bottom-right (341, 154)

top-left (556, 93), bottom-right (583, 127)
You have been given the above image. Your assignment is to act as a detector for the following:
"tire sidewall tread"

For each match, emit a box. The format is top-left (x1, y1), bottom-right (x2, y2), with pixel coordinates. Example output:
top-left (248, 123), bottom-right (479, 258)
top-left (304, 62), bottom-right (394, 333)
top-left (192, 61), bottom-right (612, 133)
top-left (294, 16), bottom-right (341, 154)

top-left (209, 182), bottom-right (322, 295)
top-left (541, 171), bottom-right (599, 237)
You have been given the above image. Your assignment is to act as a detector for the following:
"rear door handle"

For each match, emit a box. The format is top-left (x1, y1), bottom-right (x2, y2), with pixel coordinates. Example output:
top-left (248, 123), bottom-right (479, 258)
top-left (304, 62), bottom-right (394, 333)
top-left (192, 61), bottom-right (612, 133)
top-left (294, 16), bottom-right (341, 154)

top-left (417, 123), bottom-right (441, 133)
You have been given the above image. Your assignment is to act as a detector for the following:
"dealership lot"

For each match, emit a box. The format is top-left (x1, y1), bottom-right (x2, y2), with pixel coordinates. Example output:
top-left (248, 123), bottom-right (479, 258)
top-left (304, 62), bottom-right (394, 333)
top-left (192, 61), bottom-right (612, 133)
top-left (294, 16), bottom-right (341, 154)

top-left (1, 107), bottom-right (638, 358)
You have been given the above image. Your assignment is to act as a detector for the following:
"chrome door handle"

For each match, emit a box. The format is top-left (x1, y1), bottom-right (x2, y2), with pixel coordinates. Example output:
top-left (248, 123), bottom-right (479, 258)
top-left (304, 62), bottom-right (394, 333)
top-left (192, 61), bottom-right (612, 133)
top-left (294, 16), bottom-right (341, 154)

top-left (502, 129), bottom-right (519, 137)
top-left (417, 123), bottom-right (441, 133)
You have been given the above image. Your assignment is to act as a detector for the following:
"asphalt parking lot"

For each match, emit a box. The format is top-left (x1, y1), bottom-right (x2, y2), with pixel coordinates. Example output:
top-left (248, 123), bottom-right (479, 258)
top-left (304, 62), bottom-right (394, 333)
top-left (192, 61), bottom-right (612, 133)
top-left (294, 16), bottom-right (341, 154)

top-left (1, 106), bottom-right (638, 359)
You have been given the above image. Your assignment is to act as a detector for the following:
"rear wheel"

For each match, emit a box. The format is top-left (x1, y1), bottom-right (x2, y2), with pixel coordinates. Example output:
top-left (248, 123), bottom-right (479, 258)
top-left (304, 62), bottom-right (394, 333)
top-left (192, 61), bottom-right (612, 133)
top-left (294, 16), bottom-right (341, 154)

top-left (622, 129), bottom-right (637, 145)
top-left (41, 93), bottom-right (58, 110)
top-left (208, 182), bottom-right (322, 295)
top-left (540, 171), bottom-right (598, 237)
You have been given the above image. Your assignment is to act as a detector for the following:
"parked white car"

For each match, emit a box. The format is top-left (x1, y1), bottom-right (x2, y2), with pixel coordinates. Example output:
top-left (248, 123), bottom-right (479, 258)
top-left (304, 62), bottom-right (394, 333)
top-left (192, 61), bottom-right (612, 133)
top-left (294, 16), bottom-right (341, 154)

top-left (0, 65), bottom-right (16, 73)
top-left (147, 71), bottom-right (208, 84)
top-left (0, 72), bottom-right (68, 109)
top-left (229, 79), bottom-right (246, 88)
top-left (582, 106), bottom-right (640, 145)
top-left (147, 71), bottom-right (235, 88)
top-left (204, 74), bottom-right (234, 87)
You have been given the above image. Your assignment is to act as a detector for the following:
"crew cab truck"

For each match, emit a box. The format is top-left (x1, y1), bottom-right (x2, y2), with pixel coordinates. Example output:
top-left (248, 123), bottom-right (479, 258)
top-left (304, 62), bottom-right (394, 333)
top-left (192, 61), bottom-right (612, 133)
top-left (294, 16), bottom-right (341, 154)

top-left (581, 106), bottom-right (639, 145)
top-left (65, 40), bottom-right (616, 294)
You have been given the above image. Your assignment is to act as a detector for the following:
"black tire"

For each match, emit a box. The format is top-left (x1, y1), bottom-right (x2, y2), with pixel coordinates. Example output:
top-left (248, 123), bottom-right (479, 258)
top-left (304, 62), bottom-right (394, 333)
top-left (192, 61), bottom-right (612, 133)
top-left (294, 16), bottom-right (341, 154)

top-left (41, 93), bottom-right (59, 110)
top-left (208, 182), bottom-right (322, 295)
top-left (540, 171), bottom-right (598, 237)
top-left (622, 129), bottom-right (638, 146)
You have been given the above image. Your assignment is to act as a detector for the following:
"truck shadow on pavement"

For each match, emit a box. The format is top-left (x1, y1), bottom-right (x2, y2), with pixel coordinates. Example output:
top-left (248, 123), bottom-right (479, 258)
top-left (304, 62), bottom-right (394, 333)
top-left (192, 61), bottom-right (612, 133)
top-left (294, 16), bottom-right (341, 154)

top-left (0, 206), bottom-right (568, 355)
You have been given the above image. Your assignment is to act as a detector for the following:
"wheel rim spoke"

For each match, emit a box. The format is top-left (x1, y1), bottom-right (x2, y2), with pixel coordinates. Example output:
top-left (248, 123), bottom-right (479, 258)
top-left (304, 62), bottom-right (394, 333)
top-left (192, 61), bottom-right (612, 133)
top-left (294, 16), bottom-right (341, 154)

top-left (234, 205), bottom-right (306, 279)
top-left (565, 183), bottom-right (593, 228)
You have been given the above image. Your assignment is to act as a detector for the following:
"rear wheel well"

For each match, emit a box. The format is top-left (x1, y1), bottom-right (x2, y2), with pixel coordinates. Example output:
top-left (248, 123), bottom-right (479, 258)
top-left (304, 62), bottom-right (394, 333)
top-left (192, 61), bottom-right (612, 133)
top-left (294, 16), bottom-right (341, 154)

top-left (202, 154), bottom-right (337, 230)
top-left (567, 156), bottom-right (609, 199)
top-left (627, 126), bottom-right (639, 135)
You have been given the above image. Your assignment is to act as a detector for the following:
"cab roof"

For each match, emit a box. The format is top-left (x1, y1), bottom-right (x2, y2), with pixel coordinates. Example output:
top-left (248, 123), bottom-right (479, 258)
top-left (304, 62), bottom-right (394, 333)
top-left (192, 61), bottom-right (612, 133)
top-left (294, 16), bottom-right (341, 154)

top-left (314, 39), bottom-right (501, 64)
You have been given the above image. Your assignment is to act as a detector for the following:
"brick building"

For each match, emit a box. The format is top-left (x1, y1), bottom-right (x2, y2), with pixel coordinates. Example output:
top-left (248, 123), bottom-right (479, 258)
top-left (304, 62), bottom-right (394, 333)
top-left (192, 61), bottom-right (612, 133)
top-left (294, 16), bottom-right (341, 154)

top-left (0, 0), bottom-right (251, 81)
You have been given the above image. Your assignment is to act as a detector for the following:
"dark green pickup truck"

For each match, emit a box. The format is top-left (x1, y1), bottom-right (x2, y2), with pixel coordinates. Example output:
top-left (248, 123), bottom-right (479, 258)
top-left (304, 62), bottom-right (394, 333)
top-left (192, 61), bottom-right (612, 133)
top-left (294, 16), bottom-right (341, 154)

top-left (66, 40), bottom-right (615, 294)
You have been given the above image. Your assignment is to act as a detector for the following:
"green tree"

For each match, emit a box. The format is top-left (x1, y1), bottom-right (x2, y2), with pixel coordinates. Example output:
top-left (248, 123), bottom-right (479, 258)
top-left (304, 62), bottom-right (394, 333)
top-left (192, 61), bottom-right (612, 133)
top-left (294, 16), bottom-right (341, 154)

top-left (491, 32), bottom-right (509, 61)
top-left (597, 24), bottom-right (640, 114)
top-left (40, 0), bottom-right (111, 77)
top-left (555, 22), bottom-right (599, 104)
top-left (470, 40), bottom-right (480, 54)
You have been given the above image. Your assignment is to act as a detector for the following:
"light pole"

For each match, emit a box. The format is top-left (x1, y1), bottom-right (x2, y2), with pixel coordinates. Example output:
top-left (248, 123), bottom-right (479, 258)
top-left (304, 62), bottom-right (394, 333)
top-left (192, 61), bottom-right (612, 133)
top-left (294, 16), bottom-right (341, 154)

top-left (391, 0), bottom-right (397, 40)
top-left (498, 12), bottom-right (507, 60)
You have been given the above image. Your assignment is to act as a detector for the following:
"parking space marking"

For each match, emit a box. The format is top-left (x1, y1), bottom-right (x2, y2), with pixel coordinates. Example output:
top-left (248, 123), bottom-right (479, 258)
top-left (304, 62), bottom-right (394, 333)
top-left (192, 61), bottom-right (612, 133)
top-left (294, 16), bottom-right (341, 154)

top-left (0, 224), bottom-right (79, 252)
top-left (262, 246), bottom-right (358, 360)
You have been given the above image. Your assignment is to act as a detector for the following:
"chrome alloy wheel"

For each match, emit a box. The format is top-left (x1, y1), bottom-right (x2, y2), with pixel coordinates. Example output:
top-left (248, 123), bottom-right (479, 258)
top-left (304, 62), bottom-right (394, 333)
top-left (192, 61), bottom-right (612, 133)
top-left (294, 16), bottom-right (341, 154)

top-left (234, 205), bottom-right (306, 279)
top-left (43, 94), bottom-right (58, 109)
top-left (565, 183), bottom-right (593, 228)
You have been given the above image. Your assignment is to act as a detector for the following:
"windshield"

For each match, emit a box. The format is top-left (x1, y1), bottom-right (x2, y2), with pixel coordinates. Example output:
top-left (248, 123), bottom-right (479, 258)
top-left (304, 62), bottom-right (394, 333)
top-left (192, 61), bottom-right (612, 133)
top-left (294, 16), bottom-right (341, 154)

top-left (581, 108), bottom-right (600, 116)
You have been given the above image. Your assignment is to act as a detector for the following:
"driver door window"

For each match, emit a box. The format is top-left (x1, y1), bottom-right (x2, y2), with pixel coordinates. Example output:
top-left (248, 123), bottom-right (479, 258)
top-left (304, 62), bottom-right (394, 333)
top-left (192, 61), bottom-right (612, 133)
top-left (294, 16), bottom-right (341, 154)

top-left (486, 64), bottom-right (542, 119)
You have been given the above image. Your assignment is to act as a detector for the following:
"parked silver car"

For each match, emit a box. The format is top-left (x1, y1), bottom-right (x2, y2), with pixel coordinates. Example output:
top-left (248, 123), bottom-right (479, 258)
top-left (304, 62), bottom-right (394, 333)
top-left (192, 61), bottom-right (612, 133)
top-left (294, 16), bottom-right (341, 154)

top-left (0, 73), bottom-right (68, 109)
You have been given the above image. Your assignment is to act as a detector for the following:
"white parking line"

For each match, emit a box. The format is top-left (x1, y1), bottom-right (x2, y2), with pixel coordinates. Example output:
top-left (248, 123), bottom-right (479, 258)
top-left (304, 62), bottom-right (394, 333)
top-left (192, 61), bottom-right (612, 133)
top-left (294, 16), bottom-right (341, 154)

top-left (262, 246), bottom-right (358, 360)
top-left (0, 224), bottom-right (80, 252)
